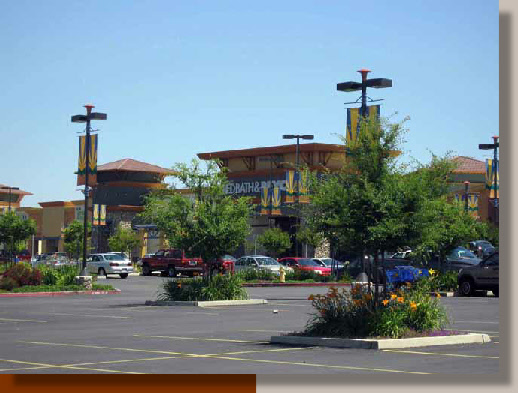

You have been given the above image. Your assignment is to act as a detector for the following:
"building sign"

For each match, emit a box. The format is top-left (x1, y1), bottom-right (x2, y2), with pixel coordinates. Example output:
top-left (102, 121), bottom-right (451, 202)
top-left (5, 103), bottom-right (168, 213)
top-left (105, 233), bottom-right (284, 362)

top-left (225, 177), bottom-right (286, 196)
top-left (486, 159), bottom-right (499, 199)
top-left (346, 105), bottom-right (380, 144)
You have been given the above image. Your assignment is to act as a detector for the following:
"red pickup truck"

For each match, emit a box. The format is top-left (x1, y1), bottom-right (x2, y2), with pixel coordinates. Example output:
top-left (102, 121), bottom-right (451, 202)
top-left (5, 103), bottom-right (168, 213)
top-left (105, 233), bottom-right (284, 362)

top-left (140, 249), bottom-right (204, 277)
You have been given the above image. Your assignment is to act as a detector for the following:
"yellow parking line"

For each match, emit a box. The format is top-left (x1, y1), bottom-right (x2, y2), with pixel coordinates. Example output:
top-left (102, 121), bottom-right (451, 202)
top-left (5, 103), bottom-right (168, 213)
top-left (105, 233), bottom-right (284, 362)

top-left (0, 318), bottom-right (47, 323)
top-left (382, 349), bottom-right (499, 359)
top-left (19, 341), bottom-right (211, 358)
top-left (0, 358), bottom-right (141, 374)
top-left (133, 334), bottom-right (268, 344)
top-left (63, 356), bottom-right (181, 367)
top-left (211, 355), bottom-right (432, 374)
top-left (210, 347), bottom-right (311, 356)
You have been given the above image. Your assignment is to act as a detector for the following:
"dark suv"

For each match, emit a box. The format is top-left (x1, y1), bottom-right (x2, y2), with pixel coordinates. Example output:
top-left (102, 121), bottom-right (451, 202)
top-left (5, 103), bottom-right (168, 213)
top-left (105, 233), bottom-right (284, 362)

top-left (458, 251), bottom-right (499, 297)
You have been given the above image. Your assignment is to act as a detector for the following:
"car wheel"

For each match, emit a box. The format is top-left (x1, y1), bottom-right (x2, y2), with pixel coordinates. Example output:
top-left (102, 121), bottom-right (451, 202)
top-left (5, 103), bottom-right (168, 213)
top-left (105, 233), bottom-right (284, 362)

top-left (119, 273), bottom-right (128, 279)
top-left (459, 277), bottom-right (474, 296)
top-left (492, 288), bottom-right (499, 297)
top-left (167, 266), bottom-right (176, 278)
top-left (98, 268), bottom-right (107, 277)
top-left (142, 264), bottom-right (151, 276)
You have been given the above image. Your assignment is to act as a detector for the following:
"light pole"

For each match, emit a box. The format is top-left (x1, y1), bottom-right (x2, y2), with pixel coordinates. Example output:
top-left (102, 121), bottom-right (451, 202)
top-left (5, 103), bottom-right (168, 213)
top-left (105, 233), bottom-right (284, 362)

top-left (1, 186), bottom-right (19, 264)
top-left (479, 136), bottom-right (499, 224)
top-left (71, 104), bottom-right (107, 275)
top-left (337, 69), bottom-right (392, 117)
top-left (282, 134), bottom-right (314, 257)
top-left (464, 181), bottom-right (470, 213)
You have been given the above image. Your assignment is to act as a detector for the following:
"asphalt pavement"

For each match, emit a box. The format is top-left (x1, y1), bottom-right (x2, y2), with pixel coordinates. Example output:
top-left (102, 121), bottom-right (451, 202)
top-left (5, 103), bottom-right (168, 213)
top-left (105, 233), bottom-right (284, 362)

top-left (0, 275), bottom-right (500, 375)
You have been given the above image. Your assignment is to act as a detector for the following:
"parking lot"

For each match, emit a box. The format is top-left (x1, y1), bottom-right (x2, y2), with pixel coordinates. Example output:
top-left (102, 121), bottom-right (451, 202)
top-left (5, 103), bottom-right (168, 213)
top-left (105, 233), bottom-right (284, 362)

top-left (0, 275), bottom-right (500, 374)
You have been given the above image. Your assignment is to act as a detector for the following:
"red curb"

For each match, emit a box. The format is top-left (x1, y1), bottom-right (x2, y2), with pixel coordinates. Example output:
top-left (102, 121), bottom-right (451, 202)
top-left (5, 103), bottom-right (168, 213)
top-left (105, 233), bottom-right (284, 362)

top-left (242, 282), bottom-right (352, 288)
top-left (0, 289), bottom-right (121, 298)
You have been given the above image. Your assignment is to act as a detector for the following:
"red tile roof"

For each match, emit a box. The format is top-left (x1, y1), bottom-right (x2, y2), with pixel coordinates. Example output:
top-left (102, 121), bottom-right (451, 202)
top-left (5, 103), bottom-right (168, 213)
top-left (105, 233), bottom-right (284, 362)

top-left (0, 184), bottom-right (33, 196)
top-left (451, 156), bottom-right (485, 174)
top-left (97, 159), bottom-right (172, 175)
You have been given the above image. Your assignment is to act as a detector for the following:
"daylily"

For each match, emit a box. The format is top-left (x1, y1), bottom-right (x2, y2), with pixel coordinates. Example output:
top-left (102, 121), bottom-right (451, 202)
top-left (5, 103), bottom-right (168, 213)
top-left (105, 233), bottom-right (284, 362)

top-left (382, 299), bottom-right (389, 306)
top-left (397, 297), bottom-right (404, 303)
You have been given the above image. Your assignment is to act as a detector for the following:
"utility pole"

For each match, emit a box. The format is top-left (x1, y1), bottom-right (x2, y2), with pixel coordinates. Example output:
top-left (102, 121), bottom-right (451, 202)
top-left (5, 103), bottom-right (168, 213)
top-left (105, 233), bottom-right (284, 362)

top-left (71, 104), bottom-right (107, 275)
top-left (464, 181), bottom-right (470, 213)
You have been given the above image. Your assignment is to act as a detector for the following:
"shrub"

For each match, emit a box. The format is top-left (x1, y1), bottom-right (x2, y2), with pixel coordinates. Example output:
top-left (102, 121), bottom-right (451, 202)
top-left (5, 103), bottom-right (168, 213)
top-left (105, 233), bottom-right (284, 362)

top-left (235, 268), bottom-right (277, 282)
top-left (304, 283), bottom-right (450, 339)
top-left (158, 275), bottom-right (248, 301)
top-left (0, 277), bottom-right (17, 291)
top-left (37, 265), bottom-right (80, 286)
top-left (2, 263), bottom-right (41, 288)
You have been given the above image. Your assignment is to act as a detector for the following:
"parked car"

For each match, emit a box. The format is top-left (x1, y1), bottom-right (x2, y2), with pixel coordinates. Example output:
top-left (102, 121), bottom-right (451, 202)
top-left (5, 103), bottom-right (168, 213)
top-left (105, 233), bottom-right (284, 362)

top-left (234, 255), bottom-right (290, 276)
top-left (278, 257), bottom-right (331, 276)
top-left (458, 251), bottom-right (499, 297)
top-left (312, 258), bottom-right (345, 275)
top-left (16, 250), bottom-right (32, 262)
top-left (87, 253), bottom-right (134, 278)
top-left (31, 252), bottom-right (71, 268)
top-left (208, 255), bottom-right (236, 275)
top-left (345, 253), bottom-right (423, 284)
top-left (436, 246), bottom-right (482, 273)
top-left (140, 249), bottom-right (203, 277)
top-left (467, 240), bottom-right (496, 258)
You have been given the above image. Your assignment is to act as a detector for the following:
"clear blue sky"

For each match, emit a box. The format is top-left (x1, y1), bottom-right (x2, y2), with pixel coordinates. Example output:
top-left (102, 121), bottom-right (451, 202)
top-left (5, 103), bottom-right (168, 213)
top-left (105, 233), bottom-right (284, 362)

top-left (0, 0), bottom-right (498, 207)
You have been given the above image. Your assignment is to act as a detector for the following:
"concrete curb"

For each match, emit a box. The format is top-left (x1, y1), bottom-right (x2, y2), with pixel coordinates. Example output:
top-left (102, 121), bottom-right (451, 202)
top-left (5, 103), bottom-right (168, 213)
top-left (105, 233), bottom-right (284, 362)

top-left (242, 282), bottom-right (352, 288)
top-left (145, 299), bottom-right (268, 307)
top-left (0, 289), bottom-right (121, 298)
top-left (270, 333), bottom-right (491, 349)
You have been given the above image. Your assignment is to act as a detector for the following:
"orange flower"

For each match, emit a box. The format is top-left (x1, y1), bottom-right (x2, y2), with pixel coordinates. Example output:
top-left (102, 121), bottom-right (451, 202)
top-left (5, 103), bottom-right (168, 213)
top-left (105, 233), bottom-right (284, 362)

top-left (436, 293), bottom-right (441, 298)
top-left (397, 297), bottom-right (404, 303)
top-left (363, 294), bottom-right (372, 301)
top-left (353, 299), bottom-right (362, 306)
top-left (382, 299), bottom-right (389, 306)
top-left (390, 294), bottom-right (397, 300)
top-left (308, 294), bottom-right (315, 301)
top-left (410, 301), bottom-right (417, 311)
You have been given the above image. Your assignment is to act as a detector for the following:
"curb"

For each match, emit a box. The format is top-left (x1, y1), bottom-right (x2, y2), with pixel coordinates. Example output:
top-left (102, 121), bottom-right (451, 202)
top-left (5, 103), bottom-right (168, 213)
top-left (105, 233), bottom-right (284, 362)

top-left (431, 291), bottom-right (456, 297)
top-left (242, 282), bottom-right (352, 288)
top-left (145, 299), bottom-right (268, 307)
top-left (0, 289), bottom-right (121, 298)
top-left (270, 333), bottom-right (491, 349)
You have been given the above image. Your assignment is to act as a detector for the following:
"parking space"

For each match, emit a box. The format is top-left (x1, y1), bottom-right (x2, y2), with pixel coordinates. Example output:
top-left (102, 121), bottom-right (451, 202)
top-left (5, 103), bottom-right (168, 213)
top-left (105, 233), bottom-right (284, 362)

top-left (0, 276), bottom-right (499, 374)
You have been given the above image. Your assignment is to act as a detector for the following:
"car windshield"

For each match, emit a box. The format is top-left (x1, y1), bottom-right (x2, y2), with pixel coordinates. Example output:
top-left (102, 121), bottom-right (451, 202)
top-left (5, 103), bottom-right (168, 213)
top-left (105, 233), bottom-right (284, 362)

top-left (223, 255), bottom-right (236, 261)
top-left (451, 248), bottom-right (478, 260)
top-left (299, 259), bottom-right (319, 266)
top-left (103, 254), bottom-right (124, 261)
top-left (256, 257), bottom-right (279, 266)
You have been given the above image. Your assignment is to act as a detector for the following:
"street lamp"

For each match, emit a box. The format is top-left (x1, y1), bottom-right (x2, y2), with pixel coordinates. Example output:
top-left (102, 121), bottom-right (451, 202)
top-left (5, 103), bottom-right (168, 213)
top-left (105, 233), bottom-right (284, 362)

top-left (337, 69), bottom-right (392, 117)
top-left (71, 104), bottom-right (107, 275)
top-left (282, 134), bottom-right (314, 257)
top-left (0, 186), bottom-right (20, 264)
top-left (464, 181), bottom-right (470, 213)
top-left (479, 136), bottom-right (499, 224)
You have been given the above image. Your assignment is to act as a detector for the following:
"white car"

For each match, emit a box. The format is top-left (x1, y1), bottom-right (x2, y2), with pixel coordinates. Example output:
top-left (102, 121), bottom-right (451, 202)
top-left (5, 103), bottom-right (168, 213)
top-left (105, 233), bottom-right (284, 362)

top-left (87, 253), bottom-right (133, 279)
top-left (234, 255), bottom-right (293, 275)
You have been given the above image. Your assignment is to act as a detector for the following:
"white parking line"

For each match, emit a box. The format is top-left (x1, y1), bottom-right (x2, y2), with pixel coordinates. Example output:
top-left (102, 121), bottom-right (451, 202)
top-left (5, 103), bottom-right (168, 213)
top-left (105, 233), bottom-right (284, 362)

top-left (454, 321), bottom-right (499, 324)
top-left (0, 318), bottom-right (47, 323)
top-left (133, 334), bottom-right (268, 344)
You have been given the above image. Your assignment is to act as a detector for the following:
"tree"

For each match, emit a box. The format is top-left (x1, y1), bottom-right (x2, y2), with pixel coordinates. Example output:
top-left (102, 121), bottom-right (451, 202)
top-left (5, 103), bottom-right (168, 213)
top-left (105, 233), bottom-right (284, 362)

top-left (305, 115), bottom-right (486, 304)
top-left (0, 212), bottom-right (36, 261)
top-left (141, 159), bottom-right (253, 278)
top-left (63, 220), bottom-right (91, 260)
top-left (108, 226), bottom-right (141, 258)
top-left (257, 228), bottom-right (291, 257)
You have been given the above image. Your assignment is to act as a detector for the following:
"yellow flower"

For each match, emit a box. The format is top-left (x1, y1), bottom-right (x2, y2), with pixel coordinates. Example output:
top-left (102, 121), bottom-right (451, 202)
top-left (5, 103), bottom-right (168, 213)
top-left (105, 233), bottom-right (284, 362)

top-left (382, 299), bottom-right (389, 306)
top-left (397, 297), bottom-right (404, 304)
top-left (391, 294), bottom-right (397, 300)
top-left (410, 301), bottom-right (417, 311)
top-left (429, 268), bottom-right (436, 276)
top-left (436, 293), bottom-right (441, 298)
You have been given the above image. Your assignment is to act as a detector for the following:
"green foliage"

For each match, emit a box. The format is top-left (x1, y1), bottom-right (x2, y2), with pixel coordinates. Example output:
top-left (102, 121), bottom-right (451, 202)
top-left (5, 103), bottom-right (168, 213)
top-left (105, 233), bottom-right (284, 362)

top-left (38, 265), bottom-right (81, 286)
top-left (158, 275), bottom-right (248, 301)
top-left (235, 268), bottom-right (277, 282)
top-left (4, 283), bottom-right (115, 293)
top-left (296, 227), bottom-right (325, 249)
top-left (108, 225), bottom-right (141, 257)
top-left (256, 228), bottom-right (291, 257)
top-left (0, 212), bottom-right (36, 256)
top-left (63, 220), bottom-right (91, 260)
top-left (413, 271), bottom-right (459, 293)
top-left (141, 159), bottom-right (253, 271)
top-left (304, 283), bottom-right (450, 339)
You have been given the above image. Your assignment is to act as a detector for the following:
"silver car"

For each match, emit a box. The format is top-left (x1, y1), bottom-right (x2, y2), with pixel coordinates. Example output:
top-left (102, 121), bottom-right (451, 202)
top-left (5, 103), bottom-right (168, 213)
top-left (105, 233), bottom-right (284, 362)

top-left (234, 255), bottom-right (293, 275)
